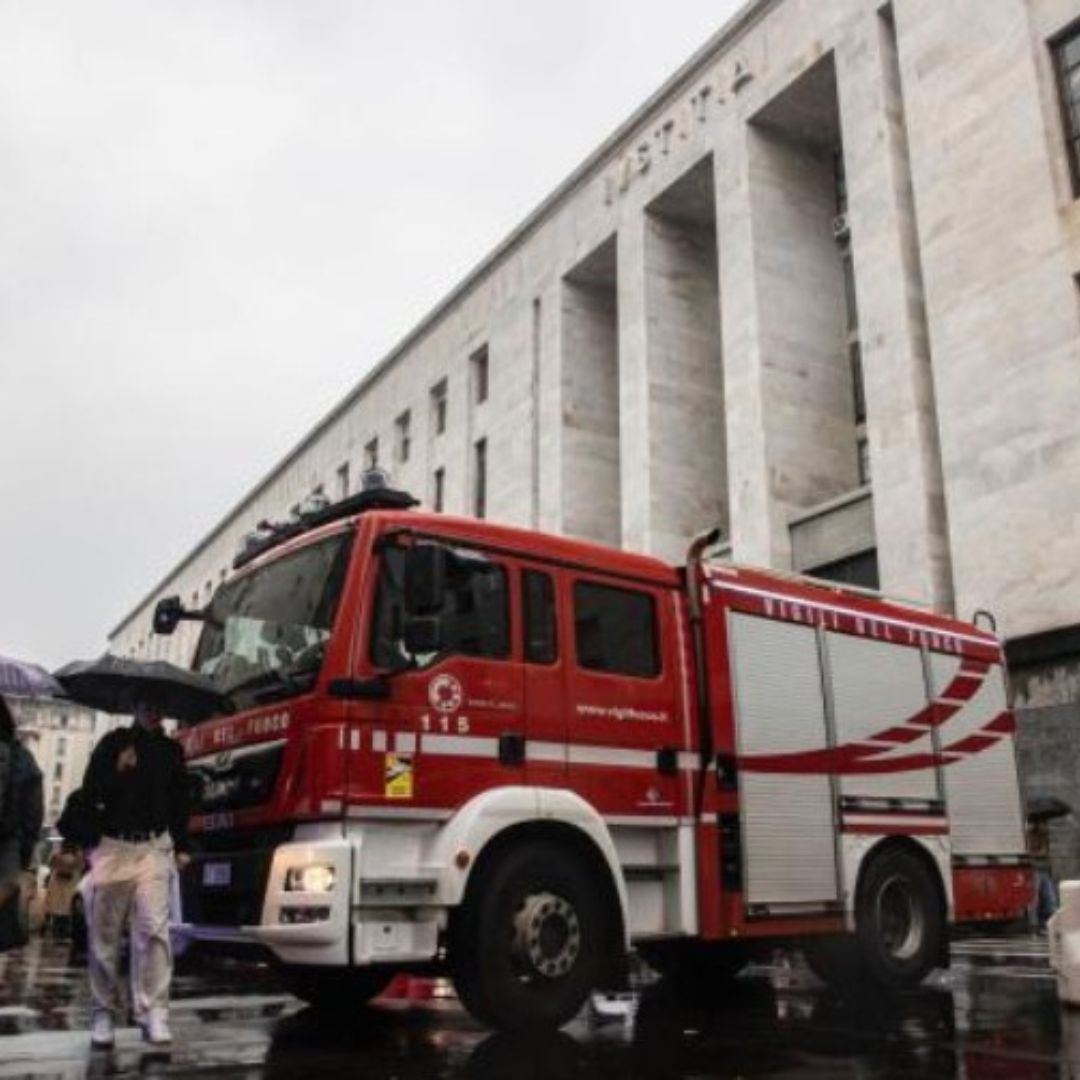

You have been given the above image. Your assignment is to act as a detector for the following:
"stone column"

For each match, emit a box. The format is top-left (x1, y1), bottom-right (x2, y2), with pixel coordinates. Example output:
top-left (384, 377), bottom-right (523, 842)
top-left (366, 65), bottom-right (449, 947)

top-left (617, 215), bottom-right (652, 553)
top-left (615, 196), bottom-right (728, 563)
top-left (714, 114), bottom-right (775, 568)
top-left (716, 104), bottom-right (852, 572)
top-left (835, 10), bottom-right (954, 611)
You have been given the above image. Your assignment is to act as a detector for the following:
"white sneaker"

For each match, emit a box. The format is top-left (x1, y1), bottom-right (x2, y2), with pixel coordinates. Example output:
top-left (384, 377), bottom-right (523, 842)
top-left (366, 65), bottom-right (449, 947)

top-left (90, 1010), bottom-right (114, 1049)
top-left (141, 1010), bottom-right (173, 1046)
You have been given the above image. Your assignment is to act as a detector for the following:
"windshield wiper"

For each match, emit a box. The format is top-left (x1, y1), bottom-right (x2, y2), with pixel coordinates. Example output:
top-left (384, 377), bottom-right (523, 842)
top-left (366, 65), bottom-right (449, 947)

top-left (225, 664), bottom-right (321, 705)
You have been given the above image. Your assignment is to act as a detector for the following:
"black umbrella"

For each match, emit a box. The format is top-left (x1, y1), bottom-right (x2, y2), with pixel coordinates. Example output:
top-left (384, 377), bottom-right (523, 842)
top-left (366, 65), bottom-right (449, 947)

top-left (1026, 795), bottom-right (1073, 823)
top-left (55, 655), bottom-right (230, 724)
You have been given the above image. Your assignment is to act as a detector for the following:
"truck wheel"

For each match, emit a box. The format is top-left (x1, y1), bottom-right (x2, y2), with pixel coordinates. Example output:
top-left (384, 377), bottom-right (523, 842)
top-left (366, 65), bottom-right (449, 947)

top-left (279, 966), bottom-right (393, 1014)
top-left (807, 848), bottom-right (944, 991)
top-left (855, 847), bottom-right (944, 988)
top-left (450, 841), bottom-right (608, 1032)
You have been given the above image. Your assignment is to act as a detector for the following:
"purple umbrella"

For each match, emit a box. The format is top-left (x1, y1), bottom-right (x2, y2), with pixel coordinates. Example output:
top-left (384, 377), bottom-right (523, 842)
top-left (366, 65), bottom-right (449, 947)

top-left (0, 654), bottom-right (63, 699)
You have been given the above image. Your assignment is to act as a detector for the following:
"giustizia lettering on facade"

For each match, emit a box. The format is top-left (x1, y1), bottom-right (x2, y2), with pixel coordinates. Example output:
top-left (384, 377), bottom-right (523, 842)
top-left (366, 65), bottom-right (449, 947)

top-left (603, 48), bottom-right (760, 206)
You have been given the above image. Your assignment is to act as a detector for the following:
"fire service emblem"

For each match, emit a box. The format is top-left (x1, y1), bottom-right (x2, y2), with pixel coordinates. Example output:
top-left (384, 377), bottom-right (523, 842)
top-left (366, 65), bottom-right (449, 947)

top-left (428, 674), bottom-right (464, 714)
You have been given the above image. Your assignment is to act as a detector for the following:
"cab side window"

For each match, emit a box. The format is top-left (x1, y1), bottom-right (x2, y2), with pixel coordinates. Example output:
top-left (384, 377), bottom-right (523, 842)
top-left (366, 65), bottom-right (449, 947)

top-left (573, 581), bottom-right (659, 677)
top-left (522, 569), bottom-right (557, 664)
top-left (371, 545), bottom-right (509, 668)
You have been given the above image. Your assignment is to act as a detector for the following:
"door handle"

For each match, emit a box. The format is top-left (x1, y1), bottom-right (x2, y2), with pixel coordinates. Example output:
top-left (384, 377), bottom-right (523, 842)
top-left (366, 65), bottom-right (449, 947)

top-left (656, 746), bottom-right (678, 776)
top-left (498, 733), bottom-right (526, 767)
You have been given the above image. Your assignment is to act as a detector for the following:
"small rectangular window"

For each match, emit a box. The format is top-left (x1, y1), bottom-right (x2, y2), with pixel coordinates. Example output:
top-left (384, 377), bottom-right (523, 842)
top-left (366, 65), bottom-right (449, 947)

top-left (336, 461), bottom-right (350, 499)
top-left (857, 436), bottom-right (871, 486)
top-left (433, 467), bottom-right (445, 512)
top-left (573, 581), bottom-right (659, 678)
top-left (1053, 23), bottom-right (1080, 196)
top-left (471, 345), bottom-right (489, 405)
top-left (395, 411), bottom-right (411, 463)
top-left (523, 570), bottom-right (557, 664)
top-left (807, 550), bottom-right (880, 591)
top-left (473, 438), bottom-right (487, 520)
top-left (431, 379), bottom-right (448, 436)
top-left (364, 438), bottom-right (379, 471)
top-left (850, 342), bottom-right (866, 425)
top-left (53, 761), bottom-right (63, 780)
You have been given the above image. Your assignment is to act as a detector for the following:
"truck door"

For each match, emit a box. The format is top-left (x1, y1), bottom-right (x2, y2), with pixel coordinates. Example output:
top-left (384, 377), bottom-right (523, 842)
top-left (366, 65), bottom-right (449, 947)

top-left (562, 575), bottom-right (688, 820)
top-left (360, 540), bottom-right (524, 809)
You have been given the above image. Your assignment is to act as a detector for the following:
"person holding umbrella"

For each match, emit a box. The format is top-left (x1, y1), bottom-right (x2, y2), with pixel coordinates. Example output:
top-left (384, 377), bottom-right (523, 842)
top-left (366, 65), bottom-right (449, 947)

top-left (80, 697), bottom-right (193, 1049)
top-left (55, 652), bottom-right (225, 1048)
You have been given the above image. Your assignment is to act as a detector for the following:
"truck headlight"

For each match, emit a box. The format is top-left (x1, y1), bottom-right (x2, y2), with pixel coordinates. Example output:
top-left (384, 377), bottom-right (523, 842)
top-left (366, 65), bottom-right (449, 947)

top-left (284, 865), bottom-right (336, 893)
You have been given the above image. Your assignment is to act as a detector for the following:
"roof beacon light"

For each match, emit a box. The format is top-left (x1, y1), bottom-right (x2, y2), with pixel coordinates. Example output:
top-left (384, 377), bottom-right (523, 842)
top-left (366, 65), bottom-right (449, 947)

top-left (361, 467), bottom-right (391, 493)
top-left (297, 490), bottom-right (331, 518)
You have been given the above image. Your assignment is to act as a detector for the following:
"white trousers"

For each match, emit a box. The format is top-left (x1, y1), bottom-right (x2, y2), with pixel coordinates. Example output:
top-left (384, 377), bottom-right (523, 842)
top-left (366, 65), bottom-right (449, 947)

top-left (87, 835), bottom-right (174, 1022)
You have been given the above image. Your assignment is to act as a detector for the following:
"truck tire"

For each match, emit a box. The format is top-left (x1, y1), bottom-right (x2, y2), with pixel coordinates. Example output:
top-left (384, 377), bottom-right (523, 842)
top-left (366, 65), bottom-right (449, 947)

top-left (279, 966), bottom-right (393, 1014)
top-left (855, 847), bottom-right (944, 988)
top-left (805, 848), bottom-right (943, 991)
top-left (450, 841), bottom-right (608, 1031)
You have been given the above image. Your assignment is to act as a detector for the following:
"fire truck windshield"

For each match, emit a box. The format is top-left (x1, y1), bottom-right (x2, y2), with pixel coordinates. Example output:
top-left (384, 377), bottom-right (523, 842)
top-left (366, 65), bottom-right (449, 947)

top-left (193, 531), bottom-right (353, 709)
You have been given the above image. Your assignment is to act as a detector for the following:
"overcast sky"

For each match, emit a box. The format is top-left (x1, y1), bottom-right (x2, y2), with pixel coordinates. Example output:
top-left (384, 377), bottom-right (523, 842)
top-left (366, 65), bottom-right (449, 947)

top-left (0, 0), bottom-right (740, 670)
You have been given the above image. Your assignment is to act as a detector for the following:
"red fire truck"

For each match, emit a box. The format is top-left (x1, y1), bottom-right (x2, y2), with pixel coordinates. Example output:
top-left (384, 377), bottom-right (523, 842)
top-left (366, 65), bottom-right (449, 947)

top-left (156, 485), bottom-right (1031, 1031)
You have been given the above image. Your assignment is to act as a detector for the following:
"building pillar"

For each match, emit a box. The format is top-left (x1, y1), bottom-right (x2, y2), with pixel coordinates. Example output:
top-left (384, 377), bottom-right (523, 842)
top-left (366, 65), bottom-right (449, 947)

top-left (835, 10), bottom-right (954, 611)
top-left (714, 116), bottom-right (775, 567)
top-left (616, 215), bottom-right (652, 553)
top-left (536, 281), bottom-right (564, 534)
top-left (615, 190), bottom-right (728, 563)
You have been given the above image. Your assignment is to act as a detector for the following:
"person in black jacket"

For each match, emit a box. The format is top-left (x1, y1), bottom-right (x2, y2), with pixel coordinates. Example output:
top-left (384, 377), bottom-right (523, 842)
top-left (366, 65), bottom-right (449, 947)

top-left (0, 697), bottom-right (22, 913)
top-left (0, 696), bottom-right (42, 926)
top-left (82, 700), bottom-right (191, 1049)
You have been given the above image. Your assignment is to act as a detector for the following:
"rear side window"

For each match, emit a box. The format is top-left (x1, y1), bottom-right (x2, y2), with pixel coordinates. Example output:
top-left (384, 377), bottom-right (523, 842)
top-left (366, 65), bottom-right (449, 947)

top-left (522, 570), bottom-right (557, 664)
top-left (573, 581), bottom-right (659, 678)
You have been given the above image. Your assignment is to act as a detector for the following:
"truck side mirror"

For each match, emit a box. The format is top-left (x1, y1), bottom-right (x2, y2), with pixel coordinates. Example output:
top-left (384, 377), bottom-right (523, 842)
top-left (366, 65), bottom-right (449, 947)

top-left (404, 544), bottom-right (447, 615)
top-left (153, 596), bottom-right (184, 636)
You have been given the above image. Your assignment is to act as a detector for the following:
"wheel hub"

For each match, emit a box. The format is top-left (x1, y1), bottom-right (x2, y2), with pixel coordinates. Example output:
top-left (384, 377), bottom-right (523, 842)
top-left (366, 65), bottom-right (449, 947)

top-left (512, 891), bottom-right (581, 979)
top-left (877, 874), bottom-right (924, 961)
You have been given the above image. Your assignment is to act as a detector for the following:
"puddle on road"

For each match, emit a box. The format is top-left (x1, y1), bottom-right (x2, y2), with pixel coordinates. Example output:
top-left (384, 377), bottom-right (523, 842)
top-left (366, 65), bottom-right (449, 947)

top-left (0, 940), bottom-right (1073, 1078)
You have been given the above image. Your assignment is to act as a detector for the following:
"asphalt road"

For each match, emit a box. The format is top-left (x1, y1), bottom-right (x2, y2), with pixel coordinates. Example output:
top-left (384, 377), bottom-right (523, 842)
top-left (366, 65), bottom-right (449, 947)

top-left (0, 935), bottom-right (1071, 1078)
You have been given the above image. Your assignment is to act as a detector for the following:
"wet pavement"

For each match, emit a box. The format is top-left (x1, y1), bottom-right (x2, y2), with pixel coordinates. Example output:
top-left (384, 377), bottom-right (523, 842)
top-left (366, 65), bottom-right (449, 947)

top-left (0, 935), bottom-right (1074, 1078)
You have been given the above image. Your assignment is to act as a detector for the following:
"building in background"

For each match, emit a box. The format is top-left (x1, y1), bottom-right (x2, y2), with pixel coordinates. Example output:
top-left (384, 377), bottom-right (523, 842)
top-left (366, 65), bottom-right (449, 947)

top-left (10, 697), bottom-right (117, 828)
top-left (108, 1), bottom-right (1080, 866)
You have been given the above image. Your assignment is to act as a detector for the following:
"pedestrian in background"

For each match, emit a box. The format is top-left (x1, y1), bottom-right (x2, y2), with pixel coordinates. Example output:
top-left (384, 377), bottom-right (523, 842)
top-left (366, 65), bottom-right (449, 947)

top-left (0, 697), bottom-right (21, 916)
top-left (82, 699), bottom-right (192, 1049)
top-left (1028, 818), bottom-right (1058, 931)
top-left (44, 841), bottom-right (83, 938)
top-left (0, 694), bottom-right (43, 952)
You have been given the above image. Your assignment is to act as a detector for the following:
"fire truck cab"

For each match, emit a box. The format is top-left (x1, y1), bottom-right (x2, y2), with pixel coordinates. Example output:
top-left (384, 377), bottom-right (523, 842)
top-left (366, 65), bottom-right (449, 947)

top-left (165, 486), bottom-right (1031, 1030)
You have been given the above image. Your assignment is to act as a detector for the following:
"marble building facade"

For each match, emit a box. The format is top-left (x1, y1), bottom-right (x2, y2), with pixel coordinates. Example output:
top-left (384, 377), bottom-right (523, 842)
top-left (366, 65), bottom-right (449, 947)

top-left (108, 0), bottom-right (1080, 861)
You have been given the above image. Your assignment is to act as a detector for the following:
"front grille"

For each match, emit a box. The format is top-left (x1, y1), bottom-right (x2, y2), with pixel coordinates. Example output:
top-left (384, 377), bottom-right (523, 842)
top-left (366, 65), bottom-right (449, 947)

top-left (187, 742), bottom-right (286, 814)
top-left (182, 825), bottom-right (293, 928)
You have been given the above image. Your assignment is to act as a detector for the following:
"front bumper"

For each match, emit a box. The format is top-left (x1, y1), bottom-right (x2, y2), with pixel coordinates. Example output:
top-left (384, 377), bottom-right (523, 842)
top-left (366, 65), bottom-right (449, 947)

top-left (181, 829), bottom-right (443, 968)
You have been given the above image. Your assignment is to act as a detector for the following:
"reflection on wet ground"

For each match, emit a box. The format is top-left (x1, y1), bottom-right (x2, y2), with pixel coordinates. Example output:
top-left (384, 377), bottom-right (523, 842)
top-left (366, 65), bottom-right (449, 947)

top-left (0, 937), bottom-right (1073, 1078)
